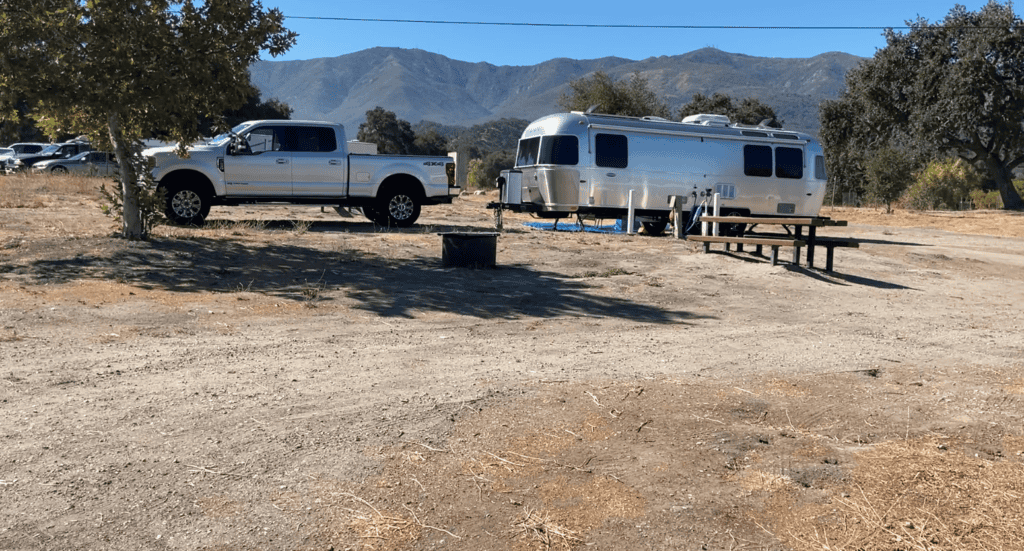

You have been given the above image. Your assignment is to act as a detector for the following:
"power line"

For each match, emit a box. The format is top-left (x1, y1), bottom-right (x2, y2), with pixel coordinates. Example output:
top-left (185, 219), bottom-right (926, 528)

top-left (283, 16), bottom-right (911, 31)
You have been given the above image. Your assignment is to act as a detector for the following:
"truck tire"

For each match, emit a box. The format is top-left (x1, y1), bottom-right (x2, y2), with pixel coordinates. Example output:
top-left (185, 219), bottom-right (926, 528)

top-left (376, 187), bottom-right (421, 227)
top-left (163, 181), bottom-right (211, 226)
top-left (361, 205), bottom-right (386, 225)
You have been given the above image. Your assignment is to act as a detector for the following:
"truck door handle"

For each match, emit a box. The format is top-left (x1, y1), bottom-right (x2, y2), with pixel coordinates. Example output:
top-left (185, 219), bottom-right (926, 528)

top-left (606, 173), bottom-right (616, 177)
top-left (276, 158), bottom-right (288, 164)
top-left (329, 160), bottom-right (341, 165)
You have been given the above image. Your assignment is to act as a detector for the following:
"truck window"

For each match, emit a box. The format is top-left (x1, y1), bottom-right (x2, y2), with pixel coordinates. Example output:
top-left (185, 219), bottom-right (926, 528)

top-left (596, 134), bottom-right (627, 169)
top-left (775, 147), bottom-right (803, 179)
top-left (516, 137), bottom-right (540, 167)
top-left (286, 127), bottom-right (337, 152)
top-left (245, 127), bottom-right (281, 153)
top-left (744, 145), bottom-right (772, 177)
top-left (539, 136), bottom-right (579, 166)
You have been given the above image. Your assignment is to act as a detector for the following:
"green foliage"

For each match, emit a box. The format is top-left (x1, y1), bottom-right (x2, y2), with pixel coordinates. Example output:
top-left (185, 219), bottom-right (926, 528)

top-left (412, 129), bottom-right (449, 156)
top-left (864, 147), bottom-right (917, 213)
top-left (356, 107), bottom-right (417, 154)
top-left (465, 159), bottom-right (485, 190)
top-left (819, 1), bottom-right (1024, 210)
top-left (98, 174), bottom-right (166, 239)
top-left (448, 118), bottom-right (530, 157)
top-left (465, 150), bottom-right (515, 190)
top-left (902, 158), bottom-right (981, 211)
top-left (197, 86), bottom-right (292, 137)
top-left (677, 93), bottom-right (781, 127)
top-left (969, 189), bottom-right (1003, 210)
top-left (0, 0), bottom-right (296, 239)
top-left (557, 71), bottom-right (669, 118)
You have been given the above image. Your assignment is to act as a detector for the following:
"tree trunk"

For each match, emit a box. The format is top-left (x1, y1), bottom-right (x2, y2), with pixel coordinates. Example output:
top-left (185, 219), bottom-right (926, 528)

top-left (984, 157), bottom-right (1024, 210)
top-left (107, 112), bottom-right (143, 239)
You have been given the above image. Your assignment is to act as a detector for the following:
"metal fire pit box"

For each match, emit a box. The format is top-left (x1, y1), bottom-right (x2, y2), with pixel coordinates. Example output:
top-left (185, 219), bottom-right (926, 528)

top-left (439, 232), bottom-right (499, 268)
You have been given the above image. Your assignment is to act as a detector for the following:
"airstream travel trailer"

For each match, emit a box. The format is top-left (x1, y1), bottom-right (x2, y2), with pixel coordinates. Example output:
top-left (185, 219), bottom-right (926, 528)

top-left (492, 112), bottom-right (828, 234)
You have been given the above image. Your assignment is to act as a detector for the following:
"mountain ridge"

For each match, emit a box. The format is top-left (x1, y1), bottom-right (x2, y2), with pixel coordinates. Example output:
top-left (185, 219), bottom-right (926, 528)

top-left (249, 47), bottom-right (864, 137)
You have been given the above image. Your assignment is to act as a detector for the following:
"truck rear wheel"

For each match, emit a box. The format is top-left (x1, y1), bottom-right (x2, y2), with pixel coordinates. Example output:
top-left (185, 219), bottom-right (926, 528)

top-left (376, 188), bottom-right (421, 227)
top-left (163, 182), bottom-right (211, 226)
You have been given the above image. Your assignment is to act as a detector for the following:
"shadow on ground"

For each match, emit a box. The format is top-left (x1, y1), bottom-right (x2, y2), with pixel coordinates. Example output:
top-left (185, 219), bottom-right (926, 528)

top-left (4, 233), bottom-right (702, 324)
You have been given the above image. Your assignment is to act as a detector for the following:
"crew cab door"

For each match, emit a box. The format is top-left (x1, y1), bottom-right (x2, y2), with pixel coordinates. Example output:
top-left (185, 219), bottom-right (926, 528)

top-left (290, 126), bottom-right (349, 197)
top-left (223, 125), bottom-right (292, 196)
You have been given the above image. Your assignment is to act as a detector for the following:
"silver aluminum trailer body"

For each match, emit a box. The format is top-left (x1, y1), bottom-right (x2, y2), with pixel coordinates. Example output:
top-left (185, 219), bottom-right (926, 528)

top-left (496, 112), bottom-right (828, 227)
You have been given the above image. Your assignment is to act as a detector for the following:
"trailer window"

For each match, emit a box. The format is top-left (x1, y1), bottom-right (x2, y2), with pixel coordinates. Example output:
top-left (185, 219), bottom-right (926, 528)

top-left (516, 137), bottom-right (541, 167)
top-left (815, 155), bottom-right (827, 180)
top-left (596, 134), bottom-right (628, 169)
top-left (744, 145), bottom-right (772, 177)
top-left (775, 147), bottom-right (803, 179)
top-left (539, 136), bottom-right (579, 165)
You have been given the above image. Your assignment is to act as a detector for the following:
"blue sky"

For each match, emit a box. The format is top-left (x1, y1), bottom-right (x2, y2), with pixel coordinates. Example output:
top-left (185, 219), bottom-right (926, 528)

top-left (264, 0), bottom-right (1018, 65)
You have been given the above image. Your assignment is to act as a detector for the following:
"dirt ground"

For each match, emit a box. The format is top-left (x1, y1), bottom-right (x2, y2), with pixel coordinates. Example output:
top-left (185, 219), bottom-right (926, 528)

top-left (1, 174), bottom-right (1023, 550)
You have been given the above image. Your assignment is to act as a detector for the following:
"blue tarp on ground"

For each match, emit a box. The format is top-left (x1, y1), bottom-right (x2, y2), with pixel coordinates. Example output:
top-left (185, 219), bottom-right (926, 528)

top-left (522, 219), bottom-right (640, 233)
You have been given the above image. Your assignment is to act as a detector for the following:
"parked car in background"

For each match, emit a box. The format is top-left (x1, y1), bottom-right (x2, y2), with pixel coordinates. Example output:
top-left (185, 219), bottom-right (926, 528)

top-left (32, 151), bottom-right (118, 176)
top-left (5, 141), bottom-right (91, 174)
top-left (8, 143), bottom-right (48, 155)
top-left (1, 143), bottom-right (48, 174)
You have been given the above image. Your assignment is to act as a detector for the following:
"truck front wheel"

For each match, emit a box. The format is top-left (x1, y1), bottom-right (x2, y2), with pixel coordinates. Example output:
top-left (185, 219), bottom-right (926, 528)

top-left (163, 182), bottom-right (211, 226)
top-left (377, 188), bottom-right (421, 227)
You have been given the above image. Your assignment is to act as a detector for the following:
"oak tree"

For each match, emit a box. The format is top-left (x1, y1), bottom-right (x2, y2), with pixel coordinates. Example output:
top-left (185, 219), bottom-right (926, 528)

top-left (677, 93), bottom-right (781, 127)
top-left (0, 0), bottom-right (296, 238)
top-left (356, 107), bottom-right (417, 155)
top-left (557, 71), bottom-right (670, 118)
top-left (820, 1), bottom-right (1024, 210)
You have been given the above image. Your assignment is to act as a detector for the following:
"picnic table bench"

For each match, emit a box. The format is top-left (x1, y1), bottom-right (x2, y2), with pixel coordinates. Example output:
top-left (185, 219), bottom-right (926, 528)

top-left (689, 215), bottom-right (857, 272)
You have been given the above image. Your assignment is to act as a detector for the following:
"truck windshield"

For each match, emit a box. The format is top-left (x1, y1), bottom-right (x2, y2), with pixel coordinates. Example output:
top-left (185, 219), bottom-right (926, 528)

top-left (209, 122), bottom-right (259, 146)
top-left (516, 136), bottom-right (579, 167)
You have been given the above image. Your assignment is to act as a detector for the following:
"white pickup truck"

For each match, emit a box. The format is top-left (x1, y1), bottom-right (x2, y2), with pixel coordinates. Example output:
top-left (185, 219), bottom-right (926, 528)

top-left (144, 120), bottom-right (458, 226)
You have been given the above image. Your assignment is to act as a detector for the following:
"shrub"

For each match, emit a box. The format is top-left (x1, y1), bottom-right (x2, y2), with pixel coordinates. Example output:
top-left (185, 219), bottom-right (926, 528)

top-left (864, 147), bottom-right (916, 213)
top-left (969, 189), bottom-right (1002, 209)
top-left (902, 158), bottom-right (980, 210)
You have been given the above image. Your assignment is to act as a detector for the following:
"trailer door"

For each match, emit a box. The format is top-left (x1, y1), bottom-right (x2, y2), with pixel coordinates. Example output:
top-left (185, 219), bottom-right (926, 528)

top-left (774, 146), bottom-right (805, 214)
top-left (590, 133), bottom-right (630, 207)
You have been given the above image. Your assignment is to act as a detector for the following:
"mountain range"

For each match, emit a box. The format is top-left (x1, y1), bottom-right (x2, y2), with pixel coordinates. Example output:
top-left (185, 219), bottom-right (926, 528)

top-left (248, 47), bottom-right (865, 138)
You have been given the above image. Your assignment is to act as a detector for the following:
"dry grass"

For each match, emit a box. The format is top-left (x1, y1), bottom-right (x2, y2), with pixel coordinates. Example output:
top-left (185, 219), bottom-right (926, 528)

top-left (772, 438), bottom-right (1024, 551)
top-left (0, 172), bottom-right (103, 208)
top-left (511, 508), bottom-right (584, 549)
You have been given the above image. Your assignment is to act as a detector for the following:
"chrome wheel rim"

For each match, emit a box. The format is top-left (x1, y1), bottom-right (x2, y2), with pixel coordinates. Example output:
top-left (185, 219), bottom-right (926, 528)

top-left (171, 190), bottom-right (202, 218)
top-left (387, 194), bottom-right (414, 221)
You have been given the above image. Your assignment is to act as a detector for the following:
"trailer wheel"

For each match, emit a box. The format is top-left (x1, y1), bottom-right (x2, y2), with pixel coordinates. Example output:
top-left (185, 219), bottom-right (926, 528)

top-left (641, 220), bottom-right (668, 236)
top-left (721, 212), bottom-right (747, 237)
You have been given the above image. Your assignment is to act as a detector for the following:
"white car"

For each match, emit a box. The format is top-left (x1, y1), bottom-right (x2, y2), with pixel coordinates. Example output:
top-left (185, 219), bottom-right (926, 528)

top-left (33, 151), bottom-right (118, 176)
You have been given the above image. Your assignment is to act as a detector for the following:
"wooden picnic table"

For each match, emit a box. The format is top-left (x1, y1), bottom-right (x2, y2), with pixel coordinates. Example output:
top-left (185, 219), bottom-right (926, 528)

top-left (693, 215), bottom-right (855, 271)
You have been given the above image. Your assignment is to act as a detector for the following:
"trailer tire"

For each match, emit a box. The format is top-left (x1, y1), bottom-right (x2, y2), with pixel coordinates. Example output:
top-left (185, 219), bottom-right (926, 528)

top-left (641, 220), bottom-right (668, 236)
top-left (721, 211), bottom-right (747, 237)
